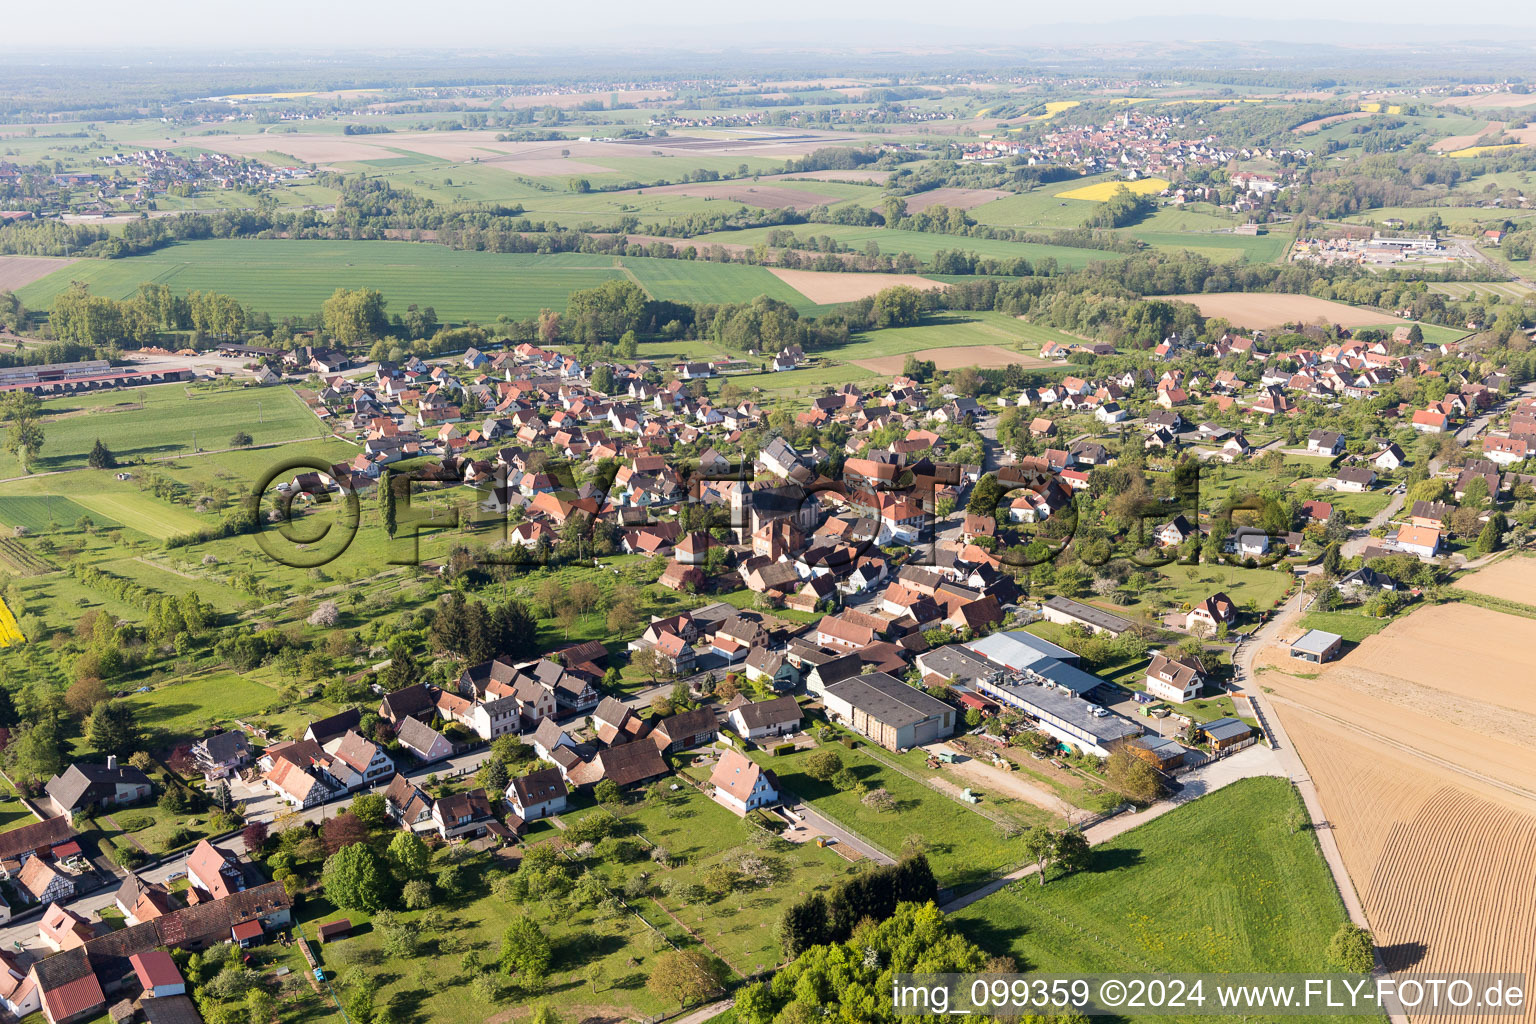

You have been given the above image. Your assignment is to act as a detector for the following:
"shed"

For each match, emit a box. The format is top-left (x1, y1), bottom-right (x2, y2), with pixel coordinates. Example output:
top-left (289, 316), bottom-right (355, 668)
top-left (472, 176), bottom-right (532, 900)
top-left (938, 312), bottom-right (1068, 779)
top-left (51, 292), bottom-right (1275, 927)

top-left (1289, 629), bottom-right (1343, 664)
top-left (317, 919), bottom-right (352, 943)
top-left (231, 919), bottom-right (265, 946)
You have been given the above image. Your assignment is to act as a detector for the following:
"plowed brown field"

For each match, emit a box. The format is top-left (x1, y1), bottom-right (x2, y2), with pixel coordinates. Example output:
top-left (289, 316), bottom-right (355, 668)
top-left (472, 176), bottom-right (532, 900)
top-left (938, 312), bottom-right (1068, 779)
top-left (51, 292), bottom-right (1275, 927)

top-left (1262, 602), bottom-right (1536, 1022)
top-left (1453, 554), bottom-right (1536, 604)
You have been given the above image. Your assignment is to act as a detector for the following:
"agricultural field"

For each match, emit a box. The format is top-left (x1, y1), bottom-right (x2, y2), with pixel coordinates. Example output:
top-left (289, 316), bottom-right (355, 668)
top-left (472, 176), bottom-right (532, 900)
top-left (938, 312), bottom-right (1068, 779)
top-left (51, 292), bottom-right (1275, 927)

top-left (1127, 228), bottom-right (1290, 264)
top-left (1055, 177), bottom-right (1169, 202)
top-left (951, 778), bottom-right (1354, 978)
top-left (1452, 553), bottom-right (1536, 604)
top-left (764, 269), bottom-right (948, 304)
top-left (618, 257), bottom-right (825, 313)
top-left (834, 311), bottom-right (1080, 361)
top-left (1271, 693), bottom-right (1536, 987)
top-left (0, 496), bottom-right (113, 534)
top-left (0, 255), bottom-right (77, 292)
top-left (687, 224), bottom-right (1122, 269)
top-left (967, 175), bottom-right (1128, 230)
top-left (0, 381), bottom-right (324, 477)
top-left (14, 240), bottom-right (844, 321)
top-left (1165, 292), bottom-right (1403, 330)
top-left (1430, 280), bottom-right (1536, 302)
top-left (16, 241), bottom-right (631, 323)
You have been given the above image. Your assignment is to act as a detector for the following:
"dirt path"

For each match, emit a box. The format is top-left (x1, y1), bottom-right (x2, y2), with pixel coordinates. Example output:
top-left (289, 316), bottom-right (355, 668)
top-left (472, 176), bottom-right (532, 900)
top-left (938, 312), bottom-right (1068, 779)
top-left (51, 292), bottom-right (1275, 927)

top-left (103, 814), bottom-right (149, 853)
top-left (929, 742), bottom-right (1080, 820)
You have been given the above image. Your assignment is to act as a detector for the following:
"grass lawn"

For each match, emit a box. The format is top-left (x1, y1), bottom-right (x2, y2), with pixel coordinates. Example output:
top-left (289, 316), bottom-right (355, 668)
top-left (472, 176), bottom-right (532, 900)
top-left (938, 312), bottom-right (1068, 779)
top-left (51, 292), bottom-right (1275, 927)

top-left (951, 777), bottom-right (1353, 980)
top-left (85, 801), bottom-right (222, 858)
top-left (0, 774), bottom-right (39, 834)
top-left (833, 311), bottom-right (1081, 360)
top-left (750, 739), bottom-right (1028, 893)
top-left (294, 844), bottom-right (697, 1022)
top-left (578, 778), bottom-right (858, 976)
top-left (1297, 610), bottom-right (1394, 642)
top-left (0, 381), bottom-right (323, 476)
top-left (1125, 228), bottom-right (1290, 264)
top-left (117, 670), bottom-right (331, 747)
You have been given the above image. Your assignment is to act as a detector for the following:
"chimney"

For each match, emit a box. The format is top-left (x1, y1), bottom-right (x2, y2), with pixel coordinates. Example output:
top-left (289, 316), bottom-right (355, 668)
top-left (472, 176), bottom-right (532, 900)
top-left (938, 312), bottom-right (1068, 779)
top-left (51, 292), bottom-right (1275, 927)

top-left (107, 755), bottom-right (117, 770)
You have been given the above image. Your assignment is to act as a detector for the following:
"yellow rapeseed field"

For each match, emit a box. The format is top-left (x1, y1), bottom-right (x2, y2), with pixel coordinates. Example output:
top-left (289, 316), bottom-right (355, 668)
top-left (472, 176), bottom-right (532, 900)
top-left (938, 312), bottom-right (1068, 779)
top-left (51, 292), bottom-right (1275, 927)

top-left (0, 598), bottom-right (23, 648)
top-left (1447, 143), bottom-right (1527, 158)
top-left (1056, 177), bottom-right (1170, 202)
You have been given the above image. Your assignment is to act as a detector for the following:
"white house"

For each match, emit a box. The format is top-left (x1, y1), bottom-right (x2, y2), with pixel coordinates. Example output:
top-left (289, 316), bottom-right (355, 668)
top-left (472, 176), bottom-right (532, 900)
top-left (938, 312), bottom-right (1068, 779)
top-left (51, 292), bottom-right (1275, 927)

top-left (507, 768), bottom-right (569, 822)
top-left (709, 749), bottom-right (780, 816)
top-left (727, 695), bottom-right (803, 740)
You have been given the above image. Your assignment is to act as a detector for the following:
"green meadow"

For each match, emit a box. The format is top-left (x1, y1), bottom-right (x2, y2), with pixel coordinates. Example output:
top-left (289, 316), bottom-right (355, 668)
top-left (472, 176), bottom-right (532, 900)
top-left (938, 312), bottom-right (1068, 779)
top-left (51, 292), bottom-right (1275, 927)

top-left (17, 240), bottom-right (834, 321)
top-left (951, 778), bottom-right (1353, 978)
top-left (0, 382), bottom-right (323, 477)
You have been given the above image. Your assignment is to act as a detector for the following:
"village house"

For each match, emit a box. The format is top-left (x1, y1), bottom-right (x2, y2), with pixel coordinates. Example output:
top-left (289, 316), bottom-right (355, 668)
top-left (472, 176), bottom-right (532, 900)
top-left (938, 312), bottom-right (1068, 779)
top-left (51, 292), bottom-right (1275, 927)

top-left (1185, 592), bottom-right (1236, 634)
top-left (821, 671), bottom-right (955, 751)
top-left (726, 695), bottom-right (803, 740)
top-left (506, 768), bottom-right (569, 823)
top-left (1144, 652), bottom-right (1205, 703)
top-left (43, 759), bottom-right (153, 824)
top-left (709, 749), bottom-right (781, 816)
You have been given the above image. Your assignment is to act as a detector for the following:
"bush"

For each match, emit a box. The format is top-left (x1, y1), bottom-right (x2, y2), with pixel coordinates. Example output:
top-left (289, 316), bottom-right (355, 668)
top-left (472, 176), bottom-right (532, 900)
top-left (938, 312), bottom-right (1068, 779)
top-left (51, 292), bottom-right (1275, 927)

top-left (402, 879), bottom-right (435, 910)
top-left (111, 845), bottom-right (145, 869)
top-left (771, 743), bottom-right (795, 757)
top-left (1328, 923), bottom-right (1376, 973)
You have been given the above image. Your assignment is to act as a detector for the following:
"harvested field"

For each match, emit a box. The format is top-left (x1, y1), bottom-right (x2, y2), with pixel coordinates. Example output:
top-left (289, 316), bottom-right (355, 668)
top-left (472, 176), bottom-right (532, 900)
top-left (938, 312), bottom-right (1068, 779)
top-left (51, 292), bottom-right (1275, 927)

top-left (1166, 292), bottom-right (1403, 330)
top-left (1431, 121), bottom-right (1506, 152)
top-left (1276, 706), bottom-right (1536, 1022)
top-left (780, 168), bottom-right (891, 183)
top-left (0, 255), bottom-right (75, 292)
top-left (1436, 93), bottom-right (1536, 109)
top-left (766, 268), bottom-right (946, 304)
top-left (1261, 600), bottom-right (1536, 1022)
top-left (852, 344), bottom-right (1050, 374)
top-left (1453, 553), bottom-right (1536, 605)
top-left (1291, 111), bottom-right (1372, 133)
top-left (614, 181), bottom-right (842, 209)
top-left (900, 187), bottom-right (1013, 213)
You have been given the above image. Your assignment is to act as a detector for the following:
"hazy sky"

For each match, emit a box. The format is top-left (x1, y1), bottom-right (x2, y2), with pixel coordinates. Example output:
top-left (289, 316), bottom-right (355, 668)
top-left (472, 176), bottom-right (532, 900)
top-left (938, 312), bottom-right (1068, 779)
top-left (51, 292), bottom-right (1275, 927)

top-left (12, 0), bottom-right (1536, 50)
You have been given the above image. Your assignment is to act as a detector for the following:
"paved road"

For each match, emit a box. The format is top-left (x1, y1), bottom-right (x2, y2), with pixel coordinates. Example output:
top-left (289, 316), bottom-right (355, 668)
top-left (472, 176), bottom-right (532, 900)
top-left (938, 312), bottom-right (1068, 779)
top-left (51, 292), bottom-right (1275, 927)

top-left (781, 796), bottom-right (895, 865)
top-left (1340, 485), bottom-right (1405, 558)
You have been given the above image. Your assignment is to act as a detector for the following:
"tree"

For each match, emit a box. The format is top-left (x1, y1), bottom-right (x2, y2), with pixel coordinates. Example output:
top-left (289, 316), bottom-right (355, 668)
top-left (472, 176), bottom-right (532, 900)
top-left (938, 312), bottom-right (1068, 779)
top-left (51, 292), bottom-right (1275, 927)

top-left (1328, 923), bottom-right (1376, 973)
top-left (322, 843), bottom-right (390, 912)
top-left (803, 748), bottom-right (843, 782)
top-left (246, 987), bottom-right (276, 1024)
top-left (241, 821), bottom-right (269, 853)
top-left (1022, 824), bottom-right (1058, 885)
top-left (387, 830), bottom-right (430, 879)
top-left (1322, 542), bottom-right (1342, 577)
top-left (1, 392), bottom-right (44, 472)
top-left (86, 701), bottom-right (138, 756)
top-left (1476, 515), bottom-right (1504, 554)
top-left (321, 287), bottom-right (387, 344)
top-left (593, 778), bottom-right (623, 806)
top-left (499, 917), bottom-right (553, 988)
top-left (322, 811), bottom-right (370, 854)
top-left (967, 473), bottom-right (1002, 516)
top-left (1106, 749), bottom-right (1161, 804)
top-left (380, 470), bottom-right (398, 538)
top-left (1053, 828), bottom-right (1091, 878)
top-left (87, 439), bottom-right (116, 469)
top-left (344, 976), bottom-right (377, 1024)
top-left (647, 949), bottom-right (728, 1010)
top-left (735, 981), bottom-right (775, 1024)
